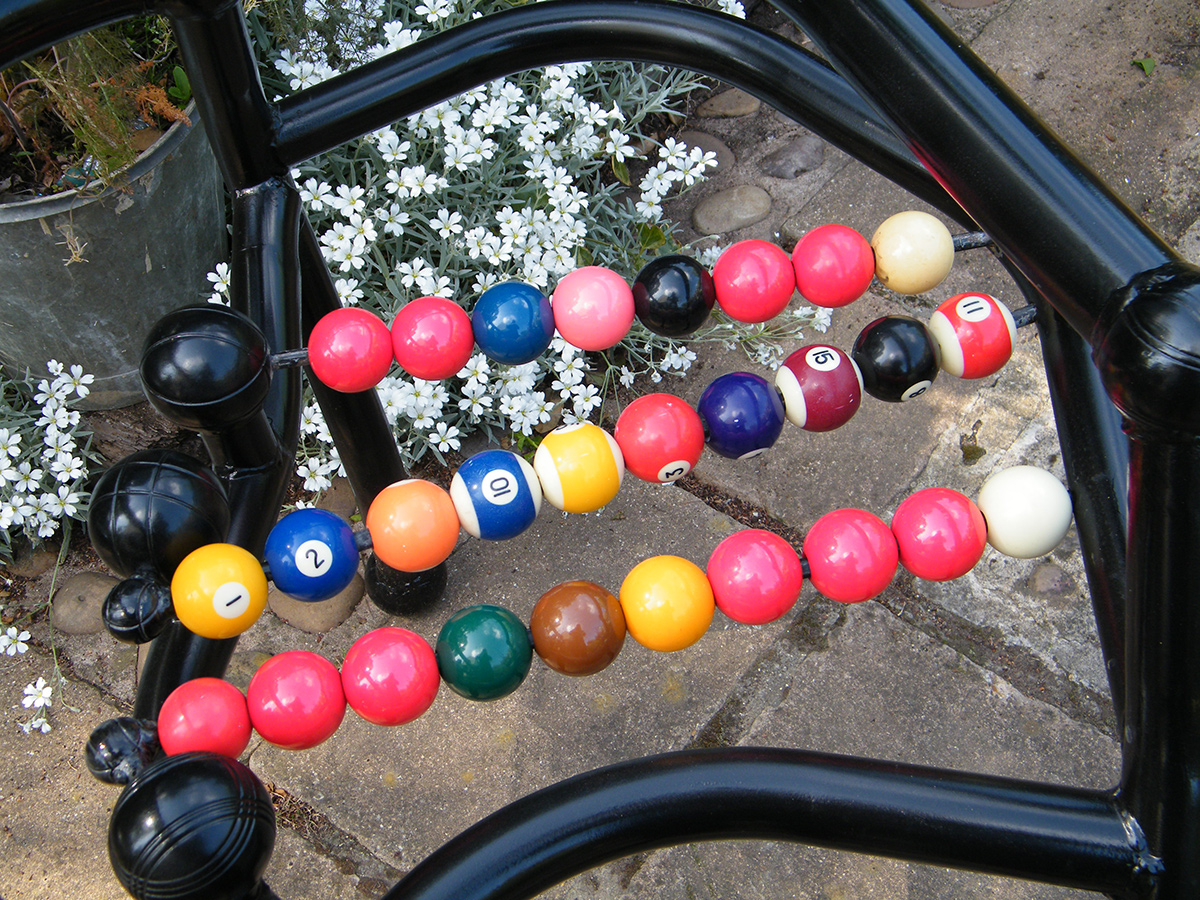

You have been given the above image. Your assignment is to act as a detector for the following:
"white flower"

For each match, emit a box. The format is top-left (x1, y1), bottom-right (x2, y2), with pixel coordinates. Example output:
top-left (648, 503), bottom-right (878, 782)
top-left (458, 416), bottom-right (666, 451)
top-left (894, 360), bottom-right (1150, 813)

top-left (334, 279), bottom-right (364, 305)
top-left (619, 366), bottom-right (635, 388)
top-left (0, 627), bottom-right (30, 656)
top-left (430, 208), bottom-right (463, 238)
top-left (571, 382), bottom-right (601, 418)
top-left (64, 365), bottom-right (93, 399)
top-left (206, 262), bottom-right (231, 296)
top-left (376, 203), bottom-right (410, 236)
top-left (298, 461), bottom-right (332, 492)
top-left (0, 428), bottom-right (20, 458)
top-left (22, 677), bottom-right (53, 710)
top-left (49, 451), bottom-right (84, 483)
top-left (457, 353), bottom-right (491, 384)
top-left (11, 462), bottom-right (43, 494)
top-left (415, 0), bottom-right (453, 24)
top-left (302, 178), bottom-right (334, 211)
top-left (432, 422), bottom-right (461, 452)
top-left (330, 184), bottom-right (367, 217)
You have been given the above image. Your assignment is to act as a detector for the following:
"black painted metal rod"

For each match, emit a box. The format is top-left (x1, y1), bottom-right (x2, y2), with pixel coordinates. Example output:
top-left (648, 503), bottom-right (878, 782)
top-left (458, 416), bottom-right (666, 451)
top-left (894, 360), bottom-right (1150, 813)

top-left (273, 0), bottom-right (966, 225)
top-left (382, 748), bottom-right (1146, 900)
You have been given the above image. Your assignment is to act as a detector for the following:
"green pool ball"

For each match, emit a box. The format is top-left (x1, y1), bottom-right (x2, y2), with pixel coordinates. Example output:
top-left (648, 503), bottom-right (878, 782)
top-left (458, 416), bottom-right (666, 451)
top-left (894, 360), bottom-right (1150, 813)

top-left (435, 604), bottom-right (533, 701)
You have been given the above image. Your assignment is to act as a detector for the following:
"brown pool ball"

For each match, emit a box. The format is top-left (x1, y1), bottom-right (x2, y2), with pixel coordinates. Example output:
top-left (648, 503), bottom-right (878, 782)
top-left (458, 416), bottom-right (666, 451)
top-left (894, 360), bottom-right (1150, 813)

top-left (530, 581), bottom-right (626, 676)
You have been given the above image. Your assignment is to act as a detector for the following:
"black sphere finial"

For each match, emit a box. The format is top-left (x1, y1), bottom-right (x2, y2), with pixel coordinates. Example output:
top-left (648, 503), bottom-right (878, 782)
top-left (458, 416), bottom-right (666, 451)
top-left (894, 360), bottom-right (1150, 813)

top-left (103, 565), bottom-right (176, 643)
top-left (141, 305), bottom-right (272, 432)
top-left (109, 752), bottom-right (276, 900)
top-left (87, 449), bottom-right (230, 582)
top-left (86, 717), bottom-right (160, 785)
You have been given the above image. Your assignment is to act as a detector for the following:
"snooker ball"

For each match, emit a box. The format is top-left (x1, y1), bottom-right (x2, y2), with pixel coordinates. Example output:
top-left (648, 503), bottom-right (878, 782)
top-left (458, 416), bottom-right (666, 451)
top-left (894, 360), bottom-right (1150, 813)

top-left (774, 345), bottom-right (863, 431)
top-left (890, 487), bottom-right (987, 581)
top-left (171, 543), bottom-right (268, 640)
top-left (803, 508), bottom-right (898, 603)
top-left (157, 678), bottom-right (251, 759)
top-left (851, 315), bottom-right (940, 403)
top-left (632, 255), bottom-right (716, 337)
top-left (307, 307), bottom-right (393, 392)
top-left (791, 223), bottom-right (876, 308)
top-left (246, 651), bottom-right (346, 750)
top-left (471, 281), bottom-right (555, 365)
top-left (365, 479), bottom-right (460, 572)
top-left (927, 292), bottom-right (1017, 379)
top-left (436, 605), bottom-right (533, 701)
top-left (450, 449), bottom-right (542, 540)
top-left (533, 423), bottom-right (625, 513)
top-left (341, 627), bottom-right (440, 726)
top-left (391, 296), bottom-right (475, 381)
top-left (712, 239), bottom-right (796, 323)
top-left (975, 465), bottom-right (1073, 559)
top-left (614, 393), bottom-right (705, 484)
top-left (530, 581), bottom-right (626, 676)
top-left (871, 210), bottom-right (955, 295)
top-left (706, 529), bottom-right (804, 625)
top-left (619, 555), bottom-right (714, 652)
top-left (264, 508), bottom-right (360, 602)
top-left (696, 372), bottom-right (786, 460)
top-left (551, 266), bottom-right (635, 351)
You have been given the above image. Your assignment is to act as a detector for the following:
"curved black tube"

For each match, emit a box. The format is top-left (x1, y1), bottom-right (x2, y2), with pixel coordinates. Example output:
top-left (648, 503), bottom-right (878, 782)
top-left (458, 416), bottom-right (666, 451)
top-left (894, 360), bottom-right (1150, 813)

top-left (0, 0), bottom-right (153, 68)
top-left (382, 748), bottom-right (1145, 900)
top-left (274, 0), bottom-right (965, 225)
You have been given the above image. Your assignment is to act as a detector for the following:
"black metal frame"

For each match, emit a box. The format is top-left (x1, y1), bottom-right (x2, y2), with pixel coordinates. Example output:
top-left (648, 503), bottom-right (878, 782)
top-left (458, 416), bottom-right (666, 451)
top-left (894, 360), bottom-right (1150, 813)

top-left (4, 0), bottom-right (1199, 896)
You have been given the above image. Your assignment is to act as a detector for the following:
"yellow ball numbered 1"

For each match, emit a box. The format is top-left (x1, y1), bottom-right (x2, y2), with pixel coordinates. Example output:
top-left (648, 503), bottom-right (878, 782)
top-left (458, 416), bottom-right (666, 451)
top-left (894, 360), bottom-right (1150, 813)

top-left (171, 543), bottom-right (268, 639)
top-left (619, 555), bottom-right (714, 652)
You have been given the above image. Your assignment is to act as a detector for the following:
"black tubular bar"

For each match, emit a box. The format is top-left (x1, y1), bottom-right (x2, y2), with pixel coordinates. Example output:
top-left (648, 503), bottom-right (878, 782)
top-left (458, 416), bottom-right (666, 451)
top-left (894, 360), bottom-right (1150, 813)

top-left (381, 748), bottom-right (1149, 900)
top-left (3, 0), bottom-right (1199, 896)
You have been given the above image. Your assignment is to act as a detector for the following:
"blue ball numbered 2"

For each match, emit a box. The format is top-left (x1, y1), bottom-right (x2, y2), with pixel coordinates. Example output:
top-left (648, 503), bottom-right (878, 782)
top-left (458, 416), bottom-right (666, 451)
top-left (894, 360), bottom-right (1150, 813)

top-left (264, 508), bottom-right (359, 602)
top-left (450, 449), bottom-right (543, 541)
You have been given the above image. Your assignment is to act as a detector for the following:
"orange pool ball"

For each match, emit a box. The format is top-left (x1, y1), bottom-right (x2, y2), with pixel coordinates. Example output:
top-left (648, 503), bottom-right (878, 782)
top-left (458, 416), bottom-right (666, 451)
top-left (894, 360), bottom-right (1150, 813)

top-left (366, 479), bottom-right (460, 572)
top-left (619, 555), bottom-right (714, 652)
top-left (171, 543), bottom-right (268, 639)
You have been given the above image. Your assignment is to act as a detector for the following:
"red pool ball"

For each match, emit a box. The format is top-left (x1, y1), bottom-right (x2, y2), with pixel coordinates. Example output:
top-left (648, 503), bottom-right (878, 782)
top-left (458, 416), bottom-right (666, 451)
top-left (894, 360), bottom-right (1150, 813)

top-left (791, 224), bottom-right (875, 308)
top-left (614, 393), bottom-right (705, 483)
top-left (341, 627), bottom-right (440, 726)
top-left (712, 240), bottom-right (796, 323)
top-left (803, 508), bottom-right (898, 603)
top-left (927, 292), bottom-right (1017, 379)
top-left (391, 296), bottom-right (475, 381)
top-left (247, 651), bottom-right (346, 750)
top-left (891, 487), bottom-right (987, 581)
top-left (774, 345), bottom-right (863, 431)
top-left (158, 677), bottom-right (251, 759)
top-left (707, 529), bottom-right (804, 625)
top-left (307, 307), bottom-right (393, 393)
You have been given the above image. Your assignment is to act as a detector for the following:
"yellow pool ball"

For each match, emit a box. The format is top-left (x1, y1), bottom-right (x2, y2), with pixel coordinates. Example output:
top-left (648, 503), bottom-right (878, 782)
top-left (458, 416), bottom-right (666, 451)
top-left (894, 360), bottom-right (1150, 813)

top-left (533, 423), bottom-right (624, 513)
top-left (619, 555), bottom-right (714, 652)
top-left (171, 543), bottom-right (269, 639)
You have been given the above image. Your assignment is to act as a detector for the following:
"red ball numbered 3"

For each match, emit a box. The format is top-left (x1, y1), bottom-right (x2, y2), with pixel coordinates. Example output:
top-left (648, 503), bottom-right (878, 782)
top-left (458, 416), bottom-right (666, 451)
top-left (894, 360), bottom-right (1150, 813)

top-left (890, 487), bottom-right (987, 581)
top-left (927, 292), bottom-right (1017, 379)
top-left (803, 508), bottom-right (898, 603)
top-left (712, 239), bottom-right (796, 323)
top-left (391, 296), bottom-right (474, 381)
top-left (308, 307), bottom-right (393, 392)
top-left (707, 529), bottom-right (804, 624)
top-left (614, 393), bottom-right (705, 483)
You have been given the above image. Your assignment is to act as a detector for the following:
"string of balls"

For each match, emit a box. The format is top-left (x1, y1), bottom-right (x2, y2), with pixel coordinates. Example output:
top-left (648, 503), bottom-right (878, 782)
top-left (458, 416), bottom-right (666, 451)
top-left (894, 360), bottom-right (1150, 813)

top-left (89, 210), bottom-right (1074, 765)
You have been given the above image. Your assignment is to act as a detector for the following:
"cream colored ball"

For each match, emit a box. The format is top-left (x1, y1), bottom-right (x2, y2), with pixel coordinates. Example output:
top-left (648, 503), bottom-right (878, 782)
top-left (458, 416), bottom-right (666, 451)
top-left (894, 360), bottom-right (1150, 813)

top-left (976, 465), bottom-right (1073, 559)
top-left (871, 210), bottom-right (955, 295)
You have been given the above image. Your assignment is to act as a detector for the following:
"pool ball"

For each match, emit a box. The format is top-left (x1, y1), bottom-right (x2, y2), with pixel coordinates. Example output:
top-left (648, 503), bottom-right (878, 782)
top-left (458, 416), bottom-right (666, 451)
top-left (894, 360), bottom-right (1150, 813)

top-left (712, 239), bottom-right (795, 323)
top-left (774, 345), bottom-right (863, 431)
top-left (871, 210), bottom-right (954, 295)
top-left (927, 292), bottom-right (1017, 379)
top-left (307, 307), bottom-right (393, 392)
top-left (246, 651), bottom-right (346, 750)
top-left (975, 466), bottom-right (1073, 559)
top-left (791, 224), bottom-right (875, 308)
top-left (450, 449), bottom-right (542, 540)
top-left (264, 508), bottom-right (359, 602)
top-left (851, 315), bottom-right (940, 402)
top-left (803, 508), bottom-right (898, 603)
top-left (619, 555), bottom-right (714, 652)
top-left (158, 678), bottom-right (251, 759)
top-left (614, 393), bottom-right (705, 483)
top-left (436, 605), bottom-right (533, 701)
top-left (530, 581), bottom-right (626, 676)
top-left (391, 296), bottom-right (475, 380)
top-left (533, 424), bottom-right (624, 513)
top-left (365, 479), bottom-right (460, 572)
top-left (890, 487), bottom-right (987, 581)
top-left (471, 281), bottom-right (555, 365)
top-left (551, 266), bottom-right (635, 351)
top-left (341, 627), bottom-right (439, 726)
top-left (171, 543), bottom-right (268, 639)
top-left (707, 529), bottom-right (804, 624)
top-left (633, 255), bottom-right (716, 337)
top-left (696, 372), bottom-right (786, 459)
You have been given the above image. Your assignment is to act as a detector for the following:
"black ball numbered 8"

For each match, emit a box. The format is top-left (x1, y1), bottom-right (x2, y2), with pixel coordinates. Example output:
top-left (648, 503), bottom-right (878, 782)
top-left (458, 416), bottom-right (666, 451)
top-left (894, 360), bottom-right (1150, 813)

top-left (851, 315), bottom-right (940, 403)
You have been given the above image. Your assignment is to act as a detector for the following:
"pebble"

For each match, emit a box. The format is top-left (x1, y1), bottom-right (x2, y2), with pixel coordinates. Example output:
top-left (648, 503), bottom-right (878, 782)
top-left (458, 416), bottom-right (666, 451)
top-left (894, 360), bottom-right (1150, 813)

top-left (692, 185), bottom-right (773, 235)
top-left (317, 477), bottom-right (359, 521)
top-left (760, 136), bottom-right (826, 178)
top-left (267, 573), bottom-right (366, 634)
top-left (697, 88), bottom-right (761, 118)
top-left (7, 546), bottom-right (59, 578)
top-left (51, 572), bottom-right (119, 635)
top-left (677, 130), bottom-right (736, 172)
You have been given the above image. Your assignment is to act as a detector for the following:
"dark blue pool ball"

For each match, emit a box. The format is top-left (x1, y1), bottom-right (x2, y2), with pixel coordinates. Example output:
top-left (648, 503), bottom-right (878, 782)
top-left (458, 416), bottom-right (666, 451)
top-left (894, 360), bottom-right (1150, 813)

top-left (264, 508), bottom-right (359, 602)
top-left (471, 282), bottom-right (556, 365)
top-left (697, 372), bottom-right (786, 460)
top-left (450, 449), bottom-right (542, 541)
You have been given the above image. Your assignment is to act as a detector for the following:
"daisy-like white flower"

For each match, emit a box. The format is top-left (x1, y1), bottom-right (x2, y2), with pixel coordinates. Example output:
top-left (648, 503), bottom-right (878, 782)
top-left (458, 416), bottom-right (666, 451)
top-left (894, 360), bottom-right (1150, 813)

top-left (432, 422), bottom-right (461, 452)
top-left (22, 677), bottom-right (53, 710)
top-left (0, 626), bottom-right (30, 656)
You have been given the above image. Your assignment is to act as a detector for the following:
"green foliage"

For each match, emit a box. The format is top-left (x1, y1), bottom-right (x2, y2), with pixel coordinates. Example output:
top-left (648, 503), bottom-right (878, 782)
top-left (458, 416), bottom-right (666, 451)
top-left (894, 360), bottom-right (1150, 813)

top-left (1131, 56), bottom-right (1156, 76)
